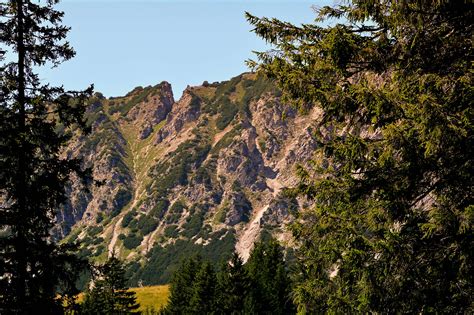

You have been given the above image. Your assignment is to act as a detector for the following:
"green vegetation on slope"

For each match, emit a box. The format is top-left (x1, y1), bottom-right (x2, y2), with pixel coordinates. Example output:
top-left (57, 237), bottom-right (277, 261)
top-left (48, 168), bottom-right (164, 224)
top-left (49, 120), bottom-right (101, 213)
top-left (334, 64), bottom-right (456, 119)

top-left (65, 71), bottom-right (281, 290)
top-left (127, 230), bottom-right (235, 286)
top-left (202, 72), bottom-right (279, 130)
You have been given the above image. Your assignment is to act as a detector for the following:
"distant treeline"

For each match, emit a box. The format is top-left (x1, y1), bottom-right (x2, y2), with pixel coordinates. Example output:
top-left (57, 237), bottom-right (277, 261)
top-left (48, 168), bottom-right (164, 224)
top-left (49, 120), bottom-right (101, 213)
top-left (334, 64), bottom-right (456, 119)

top-left (162, 240), bottom-right (294, 314)
top-left (78, 239), bottom-right (294, 315)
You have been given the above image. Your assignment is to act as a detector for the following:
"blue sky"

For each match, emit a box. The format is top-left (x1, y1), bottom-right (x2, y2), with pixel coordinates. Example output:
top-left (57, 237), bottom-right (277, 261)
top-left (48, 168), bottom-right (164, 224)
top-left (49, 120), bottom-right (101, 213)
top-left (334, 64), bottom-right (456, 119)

top-left (39, 0), bottom-right (332, 98)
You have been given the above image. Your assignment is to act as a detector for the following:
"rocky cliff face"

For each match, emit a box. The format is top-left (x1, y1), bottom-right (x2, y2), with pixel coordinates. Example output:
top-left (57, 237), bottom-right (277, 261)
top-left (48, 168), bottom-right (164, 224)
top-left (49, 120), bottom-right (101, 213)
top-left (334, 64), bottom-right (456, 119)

top-left (61, 73), bottom-right (320, 285)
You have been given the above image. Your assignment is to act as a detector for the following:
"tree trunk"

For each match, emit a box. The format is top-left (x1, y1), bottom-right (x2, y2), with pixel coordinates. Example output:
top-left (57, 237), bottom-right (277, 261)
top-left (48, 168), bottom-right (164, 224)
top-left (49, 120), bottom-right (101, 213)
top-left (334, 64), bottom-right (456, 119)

top-left (15, 0), bottom-right (28, 311)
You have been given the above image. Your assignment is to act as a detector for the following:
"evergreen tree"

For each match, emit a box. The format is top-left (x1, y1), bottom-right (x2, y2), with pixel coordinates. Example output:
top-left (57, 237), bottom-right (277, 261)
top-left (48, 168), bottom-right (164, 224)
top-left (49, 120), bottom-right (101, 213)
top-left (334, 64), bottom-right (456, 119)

top-left (162, 255), bottom-right (203, 314)
top-left (248, 1), bottom-right (473, 313)
top-left (163, 247), bottom-right (295, 314)
top-left (0, 0), bottom-right (92, 313)
top-left (246, 240), bottom-right (295, 314)
top-left (216, 253), bottom-right (253, 314)
top-left (189, 261), bottom-right (217, 314)
top-left (81, 255), bottom-right (139, 315)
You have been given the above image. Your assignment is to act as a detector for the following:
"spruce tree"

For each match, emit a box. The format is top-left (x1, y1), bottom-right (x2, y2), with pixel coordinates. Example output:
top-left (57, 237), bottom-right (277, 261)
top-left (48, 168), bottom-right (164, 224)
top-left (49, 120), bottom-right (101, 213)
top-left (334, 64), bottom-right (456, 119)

top-left (189, 262), bottom-right (217, 314)
top-left (216, 253), bottom-right (253, 314)
top-left (246, 240), bottom-right (294, 314)
top-left (163, 255), bottom-right (203, 314)
top-left (81, 255), bottom-right (139, 315)
top-left (248, 1), bottom-right (473, 313)
top-left (0, 0), bottom-right (92, 313)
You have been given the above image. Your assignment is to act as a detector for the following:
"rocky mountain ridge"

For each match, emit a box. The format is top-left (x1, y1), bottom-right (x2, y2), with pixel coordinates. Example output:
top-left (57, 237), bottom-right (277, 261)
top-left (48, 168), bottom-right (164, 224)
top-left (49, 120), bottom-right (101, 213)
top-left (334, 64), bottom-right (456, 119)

top-left (60, 73), bottom-right (320, 285)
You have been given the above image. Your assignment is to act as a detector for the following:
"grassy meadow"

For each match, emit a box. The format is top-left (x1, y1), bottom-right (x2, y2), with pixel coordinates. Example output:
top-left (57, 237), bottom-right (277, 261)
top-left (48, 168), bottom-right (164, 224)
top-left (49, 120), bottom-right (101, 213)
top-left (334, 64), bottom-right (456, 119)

top-left (75, 285), bottom-right (169, 312)
top-left (133, 285), bottom-right (169, 313)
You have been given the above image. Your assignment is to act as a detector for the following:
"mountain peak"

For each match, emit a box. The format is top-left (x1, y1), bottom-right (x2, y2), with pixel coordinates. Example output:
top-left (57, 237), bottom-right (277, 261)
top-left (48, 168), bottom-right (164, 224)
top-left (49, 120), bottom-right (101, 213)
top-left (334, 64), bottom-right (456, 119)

top-left (59, 72), bottom-right (320, 285)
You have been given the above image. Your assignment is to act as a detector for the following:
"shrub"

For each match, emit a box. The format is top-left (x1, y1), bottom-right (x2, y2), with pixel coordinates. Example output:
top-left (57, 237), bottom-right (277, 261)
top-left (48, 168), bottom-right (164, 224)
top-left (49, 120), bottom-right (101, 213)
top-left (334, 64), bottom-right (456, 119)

top-left (123, 233), bottom-right (144, 250)
top-left (190, 95), bottom-right (201, 111)
top-left (92, 237), bottom-right (104, 245)
top-left (137, 215), bottom-right (159, 235)
top-left (214, 207), bottom-right (228, 223)
top-left (121, 209), bottom-right (137, 228)
top-left (119, 86), bottom-right (154, 115)
top-left (214, 75), bottom-right (241, 97)
top-left (78, 248), bottom-right (93, 259)
top-left (169, 200), bottom-right (186, 214)
top-left (111, 188), bottom-right (132, 217)
top-left (88, 226), bottom-right (103, 237)
top-left (107, 103), bottom-right (122, 116)
top-left (148, 140), bottom-right (211, 197)
top-left (164, 225), bottom-right (179, 238)
top-left (165, 200), bottom-right (186, 224)
top-left (128, 218), bottom-right (138, 230)
top-left (95, 213), bottom-right (104, 224)
top-left (150, 199), bottom-right (170, 220)
top-left (182, 209), bottom-right (205, 238)
top-left (258, 138), bottom-right (267, 152)
top-left (215, 97), bottom-right (238, 130)
top-left (93, 245), bottom-right (105, 257)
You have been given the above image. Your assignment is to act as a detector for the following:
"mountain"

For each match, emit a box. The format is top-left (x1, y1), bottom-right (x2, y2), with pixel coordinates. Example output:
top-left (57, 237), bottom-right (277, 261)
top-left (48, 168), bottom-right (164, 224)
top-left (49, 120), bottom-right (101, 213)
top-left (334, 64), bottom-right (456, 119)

top-left (59, 73), bottom-right (319, 285)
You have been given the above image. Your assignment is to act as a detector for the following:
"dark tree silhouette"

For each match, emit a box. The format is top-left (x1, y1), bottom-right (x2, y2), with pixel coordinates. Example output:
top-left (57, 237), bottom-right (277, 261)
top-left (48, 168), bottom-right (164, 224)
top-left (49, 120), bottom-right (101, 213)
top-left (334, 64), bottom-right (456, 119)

top-left (246, 240), bottom-right (295, 314)
top-left (216, 252), bottom-right (254, 313)
top-left (0, 0), bottom-right (92, 312)
top-left (81, 255), bottom-right (139, 315)
top-left (163, 242), bottom-right (295, 314)
top-left (162, 255), bottom-right (203, 314)
top-left (189, 261), bottom-right (217, 314)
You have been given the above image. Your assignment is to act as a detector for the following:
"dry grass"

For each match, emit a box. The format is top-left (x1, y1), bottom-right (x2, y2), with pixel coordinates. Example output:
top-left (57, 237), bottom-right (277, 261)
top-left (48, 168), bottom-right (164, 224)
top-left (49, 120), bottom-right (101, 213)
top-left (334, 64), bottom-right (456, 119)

top-left (192, 85), bottom-right (216, 99)
top-left (75, 285), bottom-right (169, 312)
top-left (133, 285), bottom-right (170, 313)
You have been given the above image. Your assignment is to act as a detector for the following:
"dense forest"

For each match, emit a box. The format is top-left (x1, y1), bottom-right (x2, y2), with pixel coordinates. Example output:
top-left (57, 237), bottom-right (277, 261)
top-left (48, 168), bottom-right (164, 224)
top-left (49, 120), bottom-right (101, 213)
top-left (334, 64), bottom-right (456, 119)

top-left (1, 0), bottom-right (472, 314)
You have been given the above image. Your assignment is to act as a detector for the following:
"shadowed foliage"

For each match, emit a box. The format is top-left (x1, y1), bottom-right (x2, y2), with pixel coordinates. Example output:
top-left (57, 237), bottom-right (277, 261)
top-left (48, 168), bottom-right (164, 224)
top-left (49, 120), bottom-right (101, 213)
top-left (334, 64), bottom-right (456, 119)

top-left (162, 239), bottom-right (295, 314)
top-left (248, 1), bottom-right (473, 313)
top-left (0, 0), bottom-right (92, 312)
top-left (81, 255), bottom-right (140, 315)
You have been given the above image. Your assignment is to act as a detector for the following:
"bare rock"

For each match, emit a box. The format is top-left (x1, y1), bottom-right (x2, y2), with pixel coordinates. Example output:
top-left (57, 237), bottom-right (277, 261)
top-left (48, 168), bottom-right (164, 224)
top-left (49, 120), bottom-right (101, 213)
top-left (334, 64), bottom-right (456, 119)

top-left (154, 89), bottom-right (201, 144)
top-left (126, 82), bottom-right (174, 139)
top-left (224, 192), bottom-right (252, 226)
